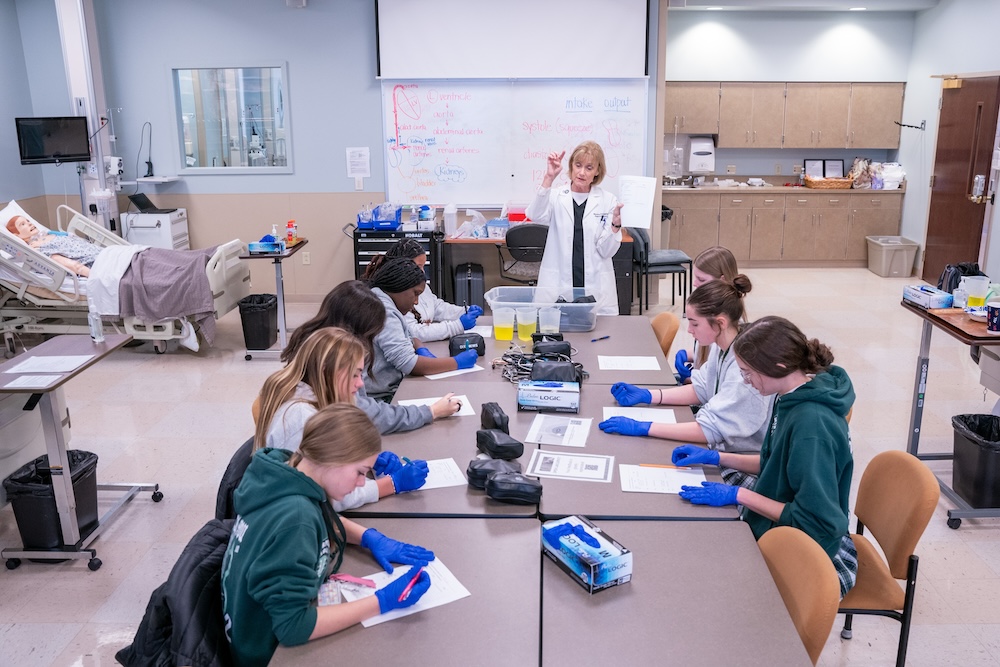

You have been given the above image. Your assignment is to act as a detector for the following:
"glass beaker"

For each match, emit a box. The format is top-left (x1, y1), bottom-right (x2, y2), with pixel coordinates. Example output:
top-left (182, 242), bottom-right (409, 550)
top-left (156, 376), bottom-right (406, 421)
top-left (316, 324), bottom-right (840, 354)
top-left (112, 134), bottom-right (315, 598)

top-left (516, 307), bottom-right (537, 342)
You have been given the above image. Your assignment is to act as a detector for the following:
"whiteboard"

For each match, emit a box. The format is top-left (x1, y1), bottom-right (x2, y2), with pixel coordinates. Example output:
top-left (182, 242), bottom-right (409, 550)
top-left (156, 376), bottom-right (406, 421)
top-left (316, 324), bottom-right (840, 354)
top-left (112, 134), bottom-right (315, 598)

top-left (382, 79), bottom-right (648, 207)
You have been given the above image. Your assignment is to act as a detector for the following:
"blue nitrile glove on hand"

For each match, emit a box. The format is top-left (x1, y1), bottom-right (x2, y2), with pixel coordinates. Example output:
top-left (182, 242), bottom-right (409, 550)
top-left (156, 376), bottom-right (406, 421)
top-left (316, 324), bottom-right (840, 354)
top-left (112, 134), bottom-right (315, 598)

top-left (674, 350), bottom-right (693, 381)
top-left (679, 481), bottom-right (739, 507)
top-left (454, 348), bottom-right (479, 370)
top-left (373, 451), bottom-right (403, 477)
top-left (460, 305), bottom-right (483, 329)
top-left (415, 347), bottom-right (436, 358)
top-left (671, 444), bottom-right (720, 467)
top-left (542, 522), bottom-right (601, 550)
top-left (390, 459), bottom-right (429, 493)
top-left (361, 528), bottom-right (435, 573)
top-left (610, 382), bottom-right (652, 407)
top-left (598, 416), bottom-right (651, 437)
top-left (375, 566), bottom-right (432, 614)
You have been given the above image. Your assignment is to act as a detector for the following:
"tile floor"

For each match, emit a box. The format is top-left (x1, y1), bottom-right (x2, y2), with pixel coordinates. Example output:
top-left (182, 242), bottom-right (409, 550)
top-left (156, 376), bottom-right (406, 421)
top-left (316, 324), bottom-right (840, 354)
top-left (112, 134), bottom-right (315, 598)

top-left (0, 268), bottom-right (998, 666)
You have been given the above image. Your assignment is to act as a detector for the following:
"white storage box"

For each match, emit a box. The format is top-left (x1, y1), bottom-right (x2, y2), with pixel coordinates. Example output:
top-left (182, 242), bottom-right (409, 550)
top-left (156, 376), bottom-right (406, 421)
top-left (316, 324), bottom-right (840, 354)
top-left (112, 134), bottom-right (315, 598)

top-left (484, 286), bottom-right (598, 332)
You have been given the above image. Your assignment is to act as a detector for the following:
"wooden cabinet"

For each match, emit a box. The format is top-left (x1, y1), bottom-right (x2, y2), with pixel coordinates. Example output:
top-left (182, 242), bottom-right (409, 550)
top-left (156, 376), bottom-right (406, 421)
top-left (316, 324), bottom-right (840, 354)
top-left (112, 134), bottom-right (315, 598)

top-left (846, 193), bottom-right (903, 260)
top-left (664, 82), bottom-right (720, 135)
top-left (749, 195), bottom-right (784, 261)
top-left (783, 194), bottom-right (849, 260)
top-left (783, 83), bottom-right (851, 148)
top-left (718, 195), bottom-right (753, 261)
top-left (718, 83), bottom-right (785, 148)
top-left (665, 192), bottom-right (720, 259)
top-left (848, 83), bottom-right (905, 149)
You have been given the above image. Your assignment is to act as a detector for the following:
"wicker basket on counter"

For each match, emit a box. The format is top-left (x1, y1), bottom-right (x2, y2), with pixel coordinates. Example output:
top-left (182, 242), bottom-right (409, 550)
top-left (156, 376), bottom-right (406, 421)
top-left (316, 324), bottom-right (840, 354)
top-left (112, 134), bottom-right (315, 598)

top-left (804, 175), bottom-right (853, 190)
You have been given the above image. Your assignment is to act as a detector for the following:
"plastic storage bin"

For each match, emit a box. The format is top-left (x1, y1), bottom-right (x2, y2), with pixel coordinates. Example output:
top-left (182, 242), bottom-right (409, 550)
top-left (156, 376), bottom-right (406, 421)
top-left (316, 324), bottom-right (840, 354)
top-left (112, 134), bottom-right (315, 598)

top-left (866, 236), bottom-right (918, 277)
top-left (485, 286), bottom-right (598, 332)
top-left (238, 294), bottom-right (278, 350)
top-left (3, 450), bottom-right (99, 549)
top-left (951, 414), bottom-right (1000, 508)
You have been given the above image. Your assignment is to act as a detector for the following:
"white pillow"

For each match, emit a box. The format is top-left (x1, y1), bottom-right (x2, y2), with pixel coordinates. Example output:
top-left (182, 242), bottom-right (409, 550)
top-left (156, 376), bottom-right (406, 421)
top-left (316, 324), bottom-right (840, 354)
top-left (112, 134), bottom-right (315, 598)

top-left (0, 200), bottom-right (51, 260)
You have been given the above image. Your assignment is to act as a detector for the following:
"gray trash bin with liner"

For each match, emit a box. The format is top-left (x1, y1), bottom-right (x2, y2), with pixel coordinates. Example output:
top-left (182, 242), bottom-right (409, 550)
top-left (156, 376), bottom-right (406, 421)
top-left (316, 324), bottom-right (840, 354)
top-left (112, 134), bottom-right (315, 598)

top-left (238, 294), bottom-right (278, 350)
top-left (2, 450), bottom-right (99, 549)
top-left (866, 236), bottom-right (918, 277)
top-left (952, 414), bottom-right (1000, 508)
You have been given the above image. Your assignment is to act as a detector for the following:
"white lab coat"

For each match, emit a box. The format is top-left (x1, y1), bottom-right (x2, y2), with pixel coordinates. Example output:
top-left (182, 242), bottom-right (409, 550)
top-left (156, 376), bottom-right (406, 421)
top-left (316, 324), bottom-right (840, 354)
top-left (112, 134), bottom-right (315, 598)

top-left (525, 185), bottom-right (622, 316)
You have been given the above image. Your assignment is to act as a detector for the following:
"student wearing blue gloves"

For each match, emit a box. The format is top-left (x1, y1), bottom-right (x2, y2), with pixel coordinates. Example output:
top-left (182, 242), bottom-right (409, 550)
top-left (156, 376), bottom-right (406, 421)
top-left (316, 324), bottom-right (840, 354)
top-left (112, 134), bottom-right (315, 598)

top-left (675, 246), bottom-right (741, 383)
top-left (365, 256), bottom-right (479, 400)
top-left (223, 404), bottom-right (434, 666)
top-left (672, 316), bottom-right (858, 598)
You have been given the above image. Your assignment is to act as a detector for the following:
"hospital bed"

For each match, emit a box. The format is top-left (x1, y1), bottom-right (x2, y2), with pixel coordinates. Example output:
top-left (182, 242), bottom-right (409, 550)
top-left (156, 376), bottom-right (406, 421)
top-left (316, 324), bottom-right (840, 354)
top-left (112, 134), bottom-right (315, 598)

top-left (0, 205), bottom-right (251, 356)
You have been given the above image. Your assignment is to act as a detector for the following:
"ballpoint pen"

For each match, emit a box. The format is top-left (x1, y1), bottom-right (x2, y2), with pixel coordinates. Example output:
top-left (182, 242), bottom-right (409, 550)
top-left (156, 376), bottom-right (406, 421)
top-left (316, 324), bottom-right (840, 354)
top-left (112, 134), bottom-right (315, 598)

top-left (591, 335), bottom-right (610, 342)
top-left (402, 457), bottom-right (412, 465)
top-left (397, 566), bottom-right (425, 602)
top-left (639, 462), bottom-right (692, 471)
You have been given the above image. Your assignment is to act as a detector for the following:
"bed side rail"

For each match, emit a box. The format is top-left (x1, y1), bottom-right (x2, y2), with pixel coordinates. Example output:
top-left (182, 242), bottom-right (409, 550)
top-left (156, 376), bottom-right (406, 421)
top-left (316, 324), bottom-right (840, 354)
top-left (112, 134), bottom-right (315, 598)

top-left (207, 239), bottom-right (251, 317)
top-left (0, 235), bottom-right (82, 303)
top-left (56, 205), bottom-right (129, 248)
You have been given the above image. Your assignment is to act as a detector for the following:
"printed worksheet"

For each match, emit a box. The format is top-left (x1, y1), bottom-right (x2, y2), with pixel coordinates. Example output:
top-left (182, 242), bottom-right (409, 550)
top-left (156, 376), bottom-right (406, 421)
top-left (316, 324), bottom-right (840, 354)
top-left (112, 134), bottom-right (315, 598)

top-left (3, 375), bottom-right (61, 389)
top-left (424, 365), bottom-right (485, 380)
top-left (398, 394), bottom-right (476, 416)
top-left (526, 449), bottom-right (614, 483)
top-left (5, 355), bottom-right (93, 374)
top-left (470, 325), bottom-right (493, 338)
top-left (619, 464), bottom-right (706, 494)
top-left (340, 558), bottom-right (471, 627)
top-left (420, 458), bottom-right (467, 490)
top-left (602, 406), bottom-right (677, 424)
top-left (597, 356), bottom-right (660, 371)
top-left (617, 175), bottom-right (657, 229)
top-left (525, 414), bottom-right (592, 447)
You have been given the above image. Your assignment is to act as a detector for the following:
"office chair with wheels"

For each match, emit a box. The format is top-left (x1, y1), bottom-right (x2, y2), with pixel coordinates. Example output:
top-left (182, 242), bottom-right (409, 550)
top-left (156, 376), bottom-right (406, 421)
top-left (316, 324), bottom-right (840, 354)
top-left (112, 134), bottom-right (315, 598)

top-left (650, 312), bottom-right (680, 358)
top-left (838, 450), bottom-right (939, 667)
top-left (629, 227), bottom-right (691, 314)
top-left (498, 223), bottom-right (548, 285)
top-left (758, 526), bottom-right (841, 666)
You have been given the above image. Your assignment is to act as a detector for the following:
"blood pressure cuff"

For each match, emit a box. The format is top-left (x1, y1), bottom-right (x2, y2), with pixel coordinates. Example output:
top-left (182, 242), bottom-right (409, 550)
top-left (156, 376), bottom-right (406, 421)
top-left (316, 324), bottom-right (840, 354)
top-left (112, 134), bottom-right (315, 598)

top-left (485, 472), bottom-right (543, 505)
top-left (533, 340), bottom-right (572, 358)
top-left (476, 429), bottom-right (524, 460)
top-left (466, 458), bottom-right (522, 489)
top-left (531, 360), bottom-right (582, 383)
top-left (481, 401), bottom-right (509, 434)
top-left (449, 333), bottom-right (486, 357)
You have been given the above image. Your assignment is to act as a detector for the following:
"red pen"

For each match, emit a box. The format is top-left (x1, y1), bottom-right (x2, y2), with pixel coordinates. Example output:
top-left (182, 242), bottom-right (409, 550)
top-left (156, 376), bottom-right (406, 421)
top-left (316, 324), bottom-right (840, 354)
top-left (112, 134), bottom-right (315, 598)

top-left (397, 566), bottom-right (425, 602)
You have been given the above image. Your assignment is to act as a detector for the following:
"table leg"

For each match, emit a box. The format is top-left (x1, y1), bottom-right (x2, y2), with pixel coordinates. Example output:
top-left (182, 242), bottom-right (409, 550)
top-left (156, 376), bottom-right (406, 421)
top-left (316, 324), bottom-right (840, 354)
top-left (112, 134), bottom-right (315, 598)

top-left (273, 257), bottom-right (287, 350)
top-left (906, 320), bottom-right (932, 456)
top-left (39, 390), bottom-right (81, 546)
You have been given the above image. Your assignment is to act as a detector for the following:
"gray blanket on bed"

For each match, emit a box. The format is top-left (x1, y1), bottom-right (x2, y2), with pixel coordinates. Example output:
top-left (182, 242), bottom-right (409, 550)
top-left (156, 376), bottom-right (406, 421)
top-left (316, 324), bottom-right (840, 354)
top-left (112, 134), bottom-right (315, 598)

top-left (118, 246), bottom-right (219, 345)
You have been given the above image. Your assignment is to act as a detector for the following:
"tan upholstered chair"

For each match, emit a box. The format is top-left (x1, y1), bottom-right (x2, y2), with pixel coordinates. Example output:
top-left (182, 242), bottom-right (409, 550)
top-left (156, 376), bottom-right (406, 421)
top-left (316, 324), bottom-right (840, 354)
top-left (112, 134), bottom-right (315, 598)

top-left (758, 526), bottom-right (841, 665)
top-left (650, 311), bottom-right (680, 359)
top-left (838, 450), bottom-right (939, 667)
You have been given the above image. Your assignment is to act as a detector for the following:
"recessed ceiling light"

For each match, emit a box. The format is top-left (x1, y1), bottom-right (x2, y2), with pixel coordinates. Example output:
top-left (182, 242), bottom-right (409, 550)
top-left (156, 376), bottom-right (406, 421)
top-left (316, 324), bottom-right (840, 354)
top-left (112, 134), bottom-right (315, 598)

top-left (705, 6), bottom-right (723, 9)
top-left (849, 7), bottom-right (867, 10)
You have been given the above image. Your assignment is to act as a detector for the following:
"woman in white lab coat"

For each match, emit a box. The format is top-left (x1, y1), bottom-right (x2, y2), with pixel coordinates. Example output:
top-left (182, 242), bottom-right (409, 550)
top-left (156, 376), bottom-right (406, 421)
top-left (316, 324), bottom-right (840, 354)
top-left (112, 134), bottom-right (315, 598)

top-left (525, 141), bottom-right (623, 316)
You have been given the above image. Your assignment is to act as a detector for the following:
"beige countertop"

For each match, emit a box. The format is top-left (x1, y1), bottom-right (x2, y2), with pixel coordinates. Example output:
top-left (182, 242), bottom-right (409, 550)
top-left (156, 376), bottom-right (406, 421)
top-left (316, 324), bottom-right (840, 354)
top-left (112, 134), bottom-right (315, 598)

top-left (662, 185), bottom-right (905, 194)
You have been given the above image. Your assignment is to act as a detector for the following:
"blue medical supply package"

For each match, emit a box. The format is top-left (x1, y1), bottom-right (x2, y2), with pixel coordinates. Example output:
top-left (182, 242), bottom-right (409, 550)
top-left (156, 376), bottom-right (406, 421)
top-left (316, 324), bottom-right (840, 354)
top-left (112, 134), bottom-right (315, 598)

top-left (541, 515), bottom-right (632, 594)
top-left (902, 285), bottom-right (953, 309)
top-left (517, 380), bottom-right (580, 413)
top-left (248, 240), bottom-right (285, 254)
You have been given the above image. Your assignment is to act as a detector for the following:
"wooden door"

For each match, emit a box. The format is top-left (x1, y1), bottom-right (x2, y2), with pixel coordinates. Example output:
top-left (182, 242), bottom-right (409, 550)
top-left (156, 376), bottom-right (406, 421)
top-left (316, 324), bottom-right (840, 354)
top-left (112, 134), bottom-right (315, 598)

top-left (922, 76), bottom-right (1000, 283)
top-left (849, 83), bottom-right (904, 149)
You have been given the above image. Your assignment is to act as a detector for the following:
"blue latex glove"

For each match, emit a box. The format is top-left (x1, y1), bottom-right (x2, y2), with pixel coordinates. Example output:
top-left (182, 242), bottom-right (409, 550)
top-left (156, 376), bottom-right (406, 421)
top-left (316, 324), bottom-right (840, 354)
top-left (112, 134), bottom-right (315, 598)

top-left (375, 566), bottom-right (432, 614)
top-left (674, 349), bottom-right (693, 381)
top-left (459, 305), bottom-right (483, 329)
top-left (598, 416), bottom-right (651, 437)
top-left (415, 347), bottom-right (436, 358)
top-left (373, 451), bottom-right (403, 476)
top-left (610, 382), bottom-right (652, 407)
top-left (542, 522), bottom-right (601, 550)
top-left (671, 444), bottom-right (720, 467)
top-left (679, 481), bottom-right (739, 507)
top-left (361, 528), bottom-right (435, 573)
top-left (454, 348), bottom-right (479, 370)
top-left (390, 459), bottom-right (429, 493)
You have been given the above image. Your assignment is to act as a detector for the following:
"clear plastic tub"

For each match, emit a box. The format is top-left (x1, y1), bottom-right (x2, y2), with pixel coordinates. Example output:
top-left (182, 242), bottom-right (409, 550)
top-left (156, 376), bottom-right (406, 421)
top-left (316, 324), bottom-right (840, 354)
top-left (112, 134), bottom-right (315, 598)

top-left (485, 286), bottom-right (597, 332)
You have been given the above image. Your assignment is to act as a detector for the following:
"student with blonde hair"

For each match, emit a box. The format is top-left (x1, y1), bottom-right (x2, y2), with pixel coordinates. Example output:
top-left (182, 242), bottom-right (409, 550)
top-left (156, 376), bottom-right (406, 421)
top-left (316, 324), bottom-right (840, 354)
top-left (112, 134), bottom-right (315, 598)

top-left (676, 245), bottom-right (742, 382)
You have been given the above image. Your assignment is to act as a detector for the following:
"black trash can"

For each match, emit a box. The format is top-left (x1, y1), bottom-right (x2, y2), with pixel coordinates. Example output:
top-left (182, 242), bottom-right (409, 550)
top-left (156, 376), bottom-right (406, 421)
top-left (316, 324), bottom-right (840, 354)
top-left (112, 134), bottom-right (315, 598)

top-left (238, 294), bottom-right (278, 350)
top-left (2, 450), bottom-right (99, 549)
top-left (952, 414), bottom-right (1000, 508)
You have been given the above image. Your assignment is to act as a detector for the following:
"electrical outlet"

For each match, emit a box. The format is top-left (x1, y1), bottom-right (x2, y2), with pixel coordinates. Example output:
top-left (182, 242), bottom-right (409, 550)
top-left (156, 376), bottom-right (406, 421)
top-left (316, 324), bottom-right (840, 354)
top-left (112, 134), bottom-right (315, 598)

top-left (302, 252), bottom-right (310, 265)
top-left (792, 164), bottom-right (802, 175)
top-left (726, 165), bottom-right (736, 175)
top-left (774, 164), bottom-right (782, 175)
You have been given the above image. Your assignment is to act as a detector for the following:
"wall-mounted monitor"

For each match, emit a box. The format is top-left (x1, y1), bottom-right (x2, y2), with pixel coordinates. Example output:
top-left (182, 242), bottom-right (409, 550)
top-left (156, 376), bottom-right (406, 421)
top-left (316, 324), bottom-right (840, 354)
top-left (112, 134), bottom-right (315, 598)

top-left (15, 116), bottom-right (91, 165)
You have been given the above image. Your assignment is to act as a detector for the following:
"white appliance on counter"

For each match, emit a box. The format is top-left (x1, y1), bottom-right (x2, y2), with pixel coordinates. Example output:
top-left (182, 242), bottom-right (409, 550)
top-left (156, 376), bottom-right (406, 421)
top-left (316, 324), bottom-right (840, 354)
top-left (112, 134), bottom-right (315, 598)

top-left (121, 209), bottom-right (190, 250)
top-left (687, 136), bottom-right (716, 174)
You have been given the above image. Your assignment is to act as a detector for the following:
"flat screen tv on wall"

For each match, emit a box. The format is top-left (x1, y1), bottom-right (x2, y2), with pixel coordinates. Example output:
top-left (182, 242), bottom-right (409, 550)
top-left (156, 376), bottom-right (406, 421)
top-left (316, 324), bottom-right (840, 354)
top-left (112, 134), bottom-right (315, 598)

top-left (15, 116), bottom-right (91, 165)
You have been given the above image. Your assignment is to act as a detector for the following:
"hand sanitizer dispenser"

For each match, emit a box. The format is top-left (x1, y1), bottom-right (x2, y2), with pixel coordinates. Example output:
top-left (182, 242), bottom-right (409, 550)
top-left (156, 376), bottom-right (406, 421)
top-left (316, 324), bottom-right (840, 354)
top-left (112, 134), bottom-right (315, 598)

top-left (687, 136), bottom-right (716, 174)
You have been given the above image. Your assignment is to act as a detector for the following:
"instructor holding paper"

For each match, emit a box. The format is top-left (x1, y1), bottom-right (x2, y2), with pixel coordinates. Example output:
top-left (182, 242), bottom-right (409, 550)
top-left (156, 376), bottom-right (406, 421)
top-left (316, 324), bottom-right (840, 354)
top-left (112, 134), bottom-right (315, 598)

top-left (526, 141), bottom-right (623, 316)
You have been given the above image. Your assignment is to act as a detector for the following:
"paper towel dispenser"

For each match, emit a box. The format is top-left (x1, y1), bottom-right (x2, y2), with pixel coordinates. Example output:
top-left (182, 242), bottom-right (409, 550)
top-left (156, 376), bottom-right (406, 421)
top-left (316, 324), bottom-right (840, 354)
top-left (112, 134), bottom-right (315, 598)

top-left (687, 136), bottom-right (715, 174)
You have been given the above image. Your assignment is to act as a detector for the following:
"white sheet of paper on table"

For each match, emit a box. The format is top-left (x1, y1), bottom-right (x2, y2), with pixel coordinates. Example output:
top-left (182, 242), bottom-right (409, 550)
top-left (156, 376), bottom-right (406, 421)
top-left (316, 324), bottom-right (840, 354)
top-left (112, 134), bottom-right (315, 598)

top-left (617, 175), bottom-right (657, 230)
top-left (419, 458), bottom-right (468, 490)
top-left (3, 374), bottom-right (61, 389)
top-left (525, 414), bottom-right (592, 447)
top-left (5, 355), bottom-right (94, 374)
top-left (597, 356), bottom-right (660, 371)
top-left (602, 406), bottom-right (677, 424)
top-left (470, 325), bottom-right (493, 338)
top-left (618, 464), bottom-right (706, 494)
top-left (398, 394), bottom-right (476, 416)
top-left (424, 365), bottom-right (485, 380)
top-left (526, 449), bottom-right (614, 482)
top-left (339, 558), bottom-right (471, 628)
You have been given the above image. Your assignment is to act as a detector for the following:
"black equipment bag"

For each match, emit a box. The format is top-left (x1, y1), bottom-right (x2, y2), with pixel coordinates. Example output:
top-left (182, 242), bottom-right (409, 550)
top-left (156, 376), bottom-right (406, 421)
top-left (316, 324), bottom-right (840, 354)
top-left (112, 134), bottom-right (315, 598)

top-left (481, 402), bottom-right (510, 433)
top-left (449, 333), bottom-right (486, 357)
top-left (453, 262), bottom-right (485, 310)
top-left (938, 262), bottom-right (986, 292)
top-left (476, 429), bottom-right (524, 460)
top-left (466, 459), bottom-right (522, 489)
top-left (485, 472), bottom-right (543, 505)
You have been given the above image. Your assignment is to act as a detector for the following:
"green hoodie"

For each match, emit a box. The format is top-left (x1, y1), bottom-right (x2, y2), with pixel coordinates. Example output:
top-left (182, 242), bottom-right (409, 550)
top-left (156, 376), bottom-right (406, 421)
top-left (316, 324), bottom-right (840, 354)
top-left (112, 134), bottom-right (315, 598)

top-left (221, 448), bottom-right (335, 667)
top-left (745, 365), bottom-right (855, 560)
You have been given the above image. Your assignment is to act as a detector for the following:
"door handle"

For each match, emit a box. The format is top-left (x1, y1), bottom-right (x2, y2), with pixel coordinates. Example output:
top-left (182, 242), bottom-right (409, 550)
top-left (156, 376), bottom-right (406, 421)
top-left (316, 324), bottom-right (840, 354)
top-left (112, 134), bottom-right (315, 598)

top-left (969, 174), bottom-right (988, 204)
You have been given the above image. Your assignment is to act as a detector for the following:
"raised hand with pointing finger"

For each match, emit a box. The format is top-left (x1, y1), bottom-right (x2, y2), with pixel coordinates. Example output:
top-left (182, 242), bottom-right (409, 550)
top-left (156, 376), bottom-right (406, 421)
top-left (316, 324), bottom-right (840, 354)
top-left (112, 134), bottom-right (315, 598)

top-left (542, 150), bottom-right (565, 187)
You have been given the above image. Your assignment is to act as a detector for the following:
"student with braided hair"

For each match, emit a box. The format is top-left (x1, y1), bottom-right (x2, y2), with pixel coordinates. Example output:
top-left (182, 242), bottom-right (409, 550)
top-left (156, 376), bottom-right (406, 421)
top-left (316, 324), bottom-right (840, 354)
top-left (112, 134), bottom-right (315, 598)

top-left (365, 256), bottom-right (479, 400)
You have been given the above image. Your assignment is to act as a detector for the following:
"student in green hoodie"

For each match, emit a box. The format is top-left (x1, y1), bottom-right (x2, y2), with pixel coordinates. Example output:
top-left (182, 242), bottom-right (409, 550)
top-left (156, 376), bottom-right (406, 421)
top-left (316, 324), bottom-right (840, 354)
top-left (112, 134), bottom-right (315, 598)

top-left (222, 403), bottom-right (435, 666)
top-left (670, 316), bottom-right (858, 598)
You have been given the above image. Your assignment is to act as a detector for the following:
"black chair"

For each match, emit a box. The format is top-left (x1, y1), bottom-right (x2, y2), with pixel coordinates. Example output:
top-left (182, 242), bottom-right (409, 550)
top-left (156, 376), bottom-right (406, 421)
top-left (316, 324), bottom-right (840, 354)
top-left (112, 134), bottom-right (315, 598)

top-left (498, 223), bottom-right (548, 285)
top-left (629, 227), bottom-right (691, 314)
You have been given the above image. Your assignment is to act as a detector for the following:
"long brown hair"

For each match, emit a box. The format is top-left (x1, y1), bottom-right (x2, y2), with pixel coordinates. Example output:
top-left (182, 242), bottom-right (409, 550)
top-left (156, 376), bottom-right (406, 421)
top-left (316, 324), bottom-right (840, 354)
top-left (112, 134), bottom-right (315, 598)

top-left (288, 403), bottom-right (381, 468)
top-left (733, 316), bottom-right (834, 379)
top-left (282, 280), bottom-right (385, 365)
top-left (688, 274), bottom-right (752, 339)
top-left (255, 327), bottom-right (365, 451)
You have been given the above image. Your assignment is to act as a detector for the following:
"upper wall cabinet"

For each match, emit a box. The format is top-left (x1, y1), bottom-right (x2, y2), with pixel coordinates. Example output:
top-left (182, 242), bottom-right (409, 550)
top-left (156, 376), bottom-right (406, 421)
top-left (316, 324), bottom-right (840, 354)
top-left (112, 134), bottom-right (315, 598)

top-left (848, 83), bottom-right (905, 149)
top-left (664, 82), bottom-right (720, 135)
top-left (783, 83), bottom-right (852, 149)
top-left (718, 83), bottom-right (785, 148)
